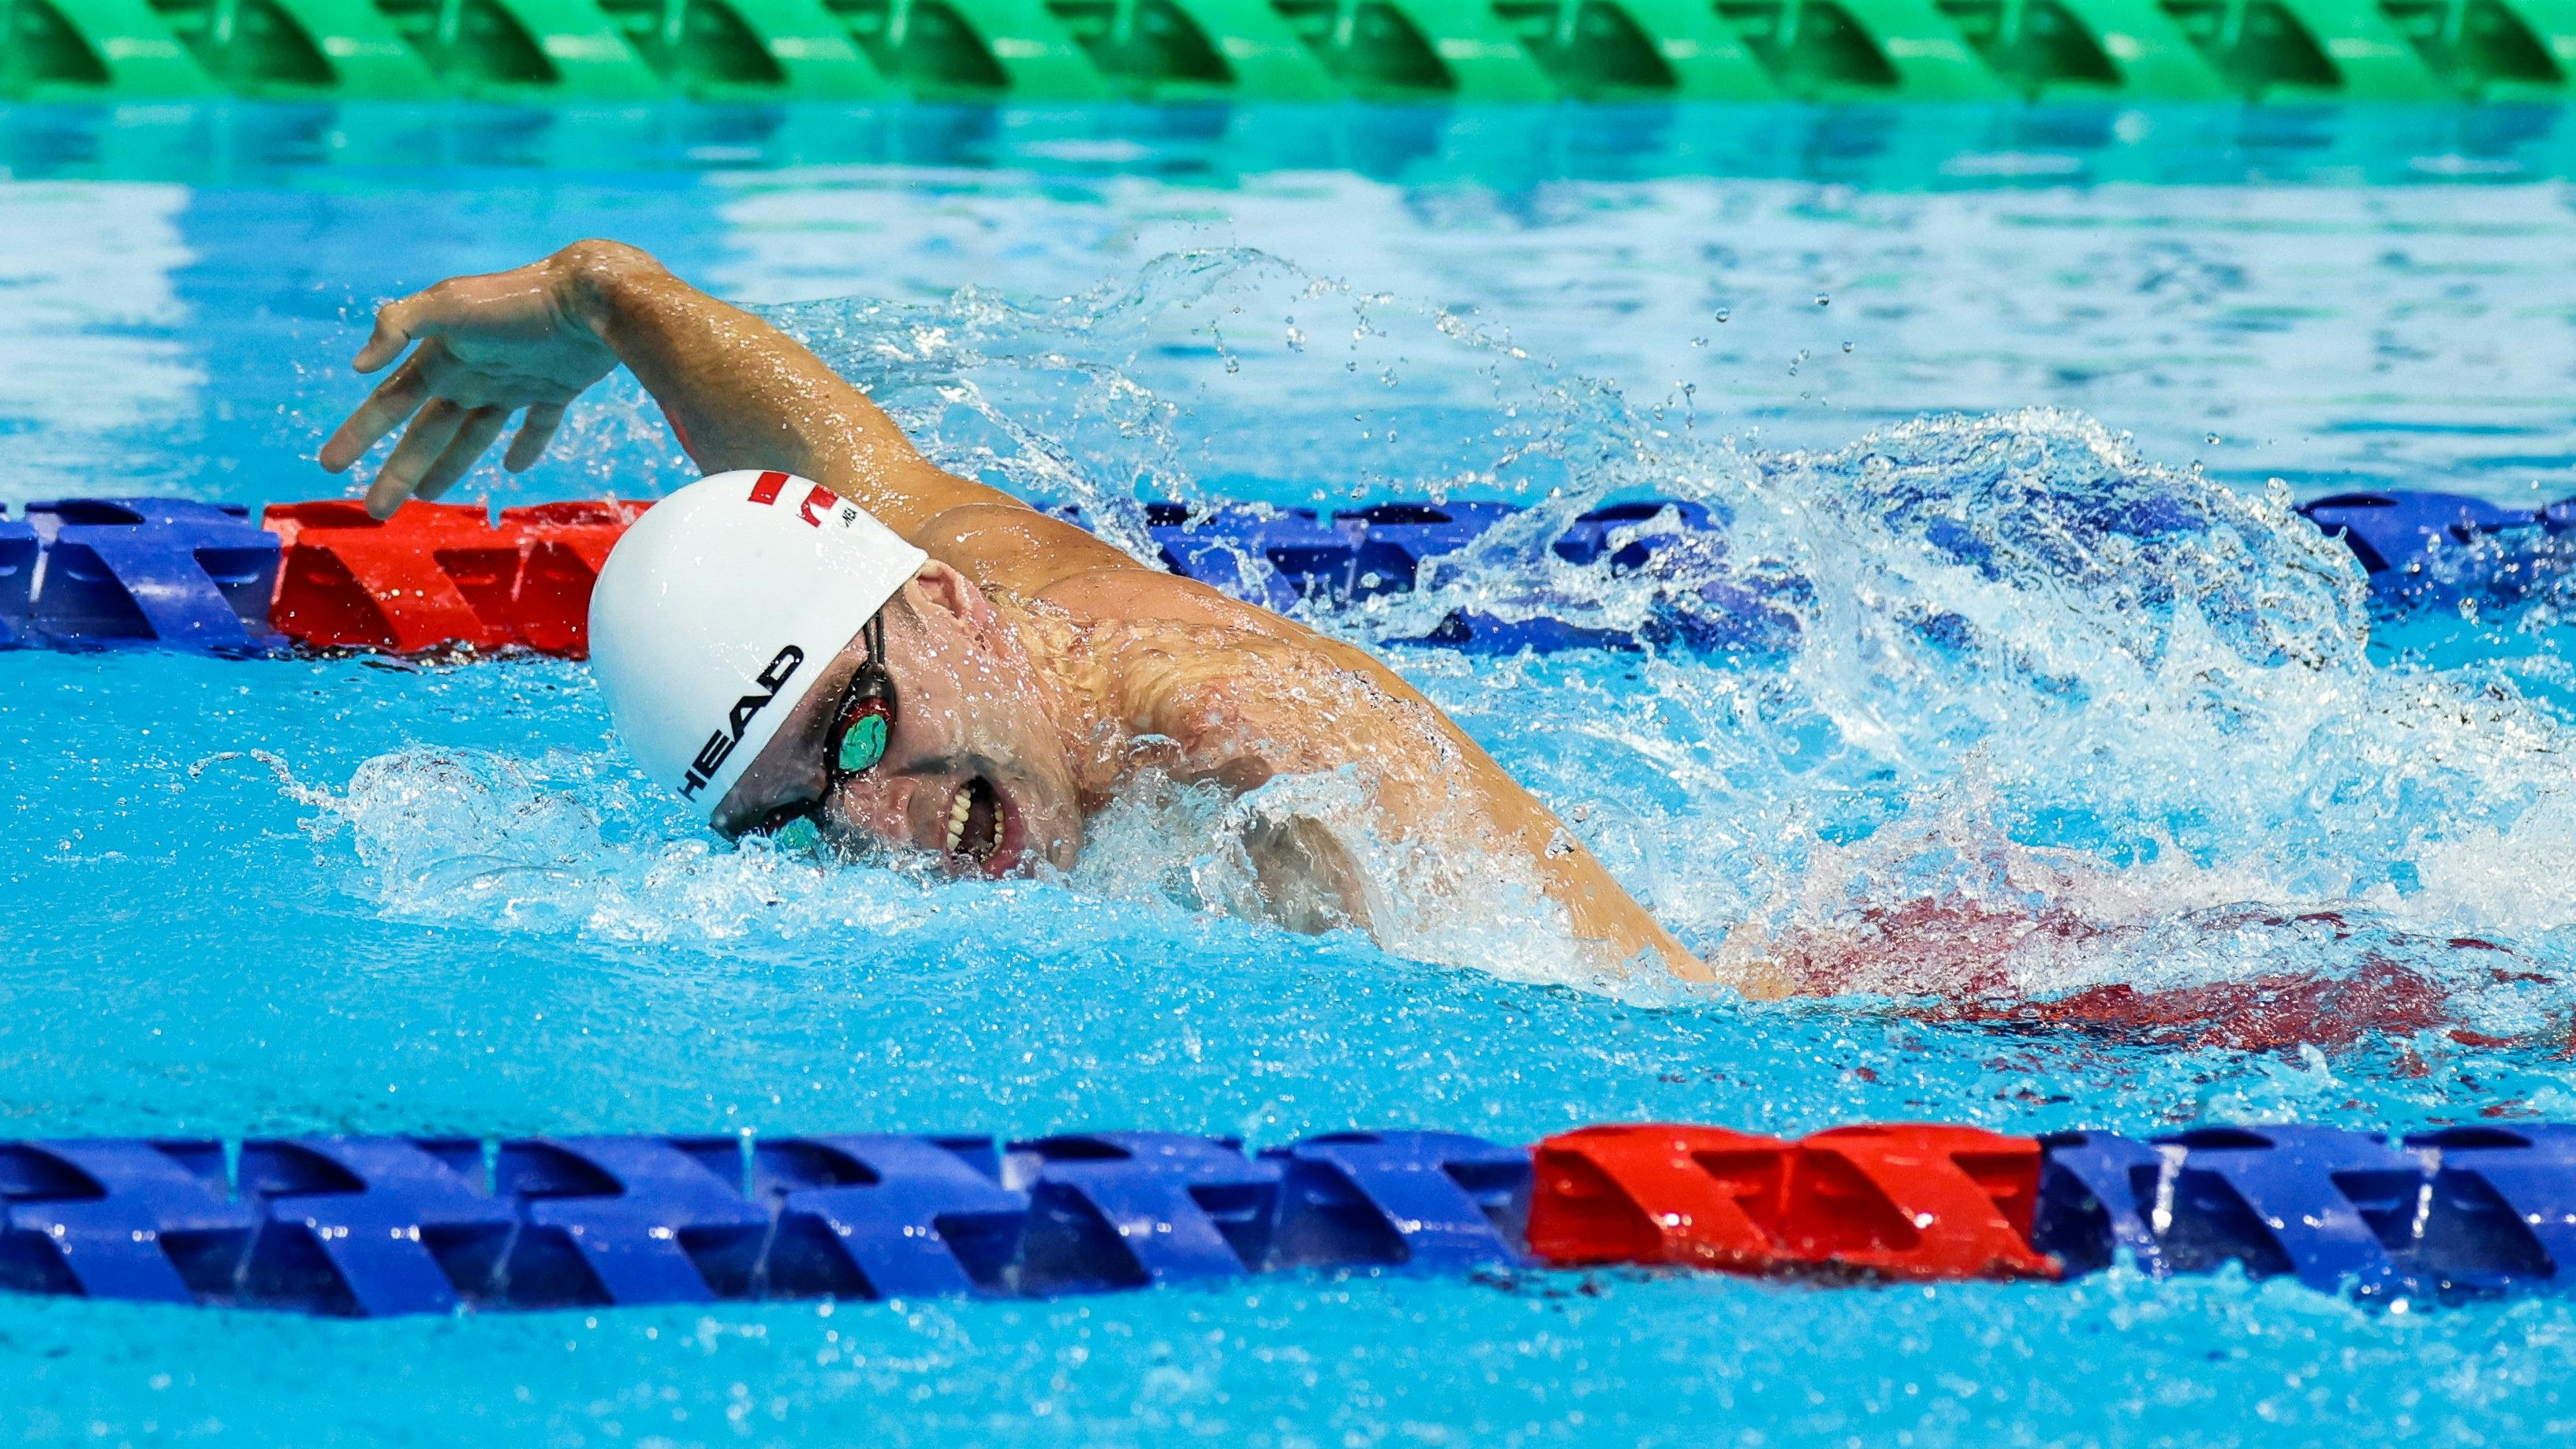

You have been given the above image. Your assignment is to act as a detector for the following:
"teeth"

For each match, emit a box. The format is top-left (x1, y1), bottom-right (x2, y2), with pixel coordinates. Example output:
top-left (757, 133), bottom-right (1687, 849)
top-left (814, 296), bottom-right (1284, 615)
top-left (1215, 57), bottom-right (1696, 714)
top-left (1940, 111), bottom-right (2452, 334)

top-left (946, 790), bottom-right (971, 853)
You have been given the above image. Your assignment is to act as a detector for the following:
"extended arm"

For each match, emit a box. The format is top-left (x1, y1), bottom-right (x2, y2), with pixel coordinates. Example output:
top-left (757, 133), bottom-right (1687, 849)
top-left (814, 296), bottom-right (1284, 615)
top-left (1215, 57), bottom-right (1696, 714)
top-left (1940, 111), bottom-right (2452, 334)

top-left (322, 241), bottom-right (1121, 565)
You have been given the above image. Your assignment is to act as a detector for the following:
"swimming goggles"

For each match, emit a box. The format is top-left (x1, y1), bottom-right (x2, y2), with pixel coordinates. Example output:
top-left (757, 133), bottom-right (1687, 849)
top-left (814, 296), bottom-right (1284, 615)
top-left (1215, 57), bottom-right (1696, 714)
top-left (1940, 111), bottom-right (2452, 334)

top-left (751, 611), bottom-right (897, 843)
top-left (824, 611), bottom-right (898, 783)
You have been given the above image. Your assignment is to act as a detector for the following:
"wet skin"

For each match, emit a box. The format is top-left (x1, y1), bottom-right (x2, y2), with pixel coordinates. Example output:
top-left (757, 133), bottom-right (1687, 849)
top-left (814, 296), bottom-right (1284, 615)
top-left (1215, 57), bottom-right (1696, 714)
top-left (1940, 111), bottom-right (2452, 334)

top-left (320, 240), bottom-right (1770, 990)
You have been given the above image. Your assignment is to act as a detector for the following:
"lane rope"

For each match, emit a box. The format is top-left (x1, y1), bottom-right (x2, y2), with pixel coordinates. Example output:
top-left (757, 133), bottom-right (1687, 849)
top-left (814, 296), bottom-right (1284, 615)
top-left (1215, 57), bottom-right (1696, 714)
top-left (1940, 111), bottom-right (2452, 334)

top-left (0, 1122), bottom-right (2565, 1315)
top-left (9, 486), bottom-right (2477, 659)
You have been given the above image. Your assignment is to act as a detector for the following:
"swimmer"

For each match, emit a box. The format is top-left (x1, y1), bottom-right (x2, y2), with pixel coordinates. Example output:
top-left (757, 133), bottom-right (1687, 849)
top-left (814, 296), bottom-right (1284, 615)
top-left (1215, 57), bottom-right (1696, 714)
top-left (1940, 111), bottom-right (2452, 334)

top-left (321, 240), bottom-right (1764, 991)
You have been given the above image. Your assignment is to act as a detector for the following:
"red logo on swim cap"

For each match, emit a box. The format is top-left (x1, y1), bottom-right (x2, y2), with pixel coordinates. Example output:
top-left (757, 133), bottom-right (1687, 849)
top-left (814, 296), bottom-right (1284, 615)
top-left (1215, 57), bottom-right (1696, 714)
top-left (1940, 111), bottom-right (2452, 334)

top-left (799, 484), bottom-right (839, 528)
top-left (746, 472), bottom-right (842, 528)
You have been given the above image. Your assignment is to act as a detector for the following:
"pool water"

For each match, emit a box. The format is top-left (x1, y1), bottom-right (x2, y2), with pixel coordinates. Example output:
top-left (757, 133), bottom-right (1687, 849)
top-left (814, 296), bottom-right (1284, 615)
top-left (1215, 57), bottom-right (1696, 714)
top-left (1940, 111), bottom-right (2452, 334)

top-left (8, 101), bottom-right (2576, 1445)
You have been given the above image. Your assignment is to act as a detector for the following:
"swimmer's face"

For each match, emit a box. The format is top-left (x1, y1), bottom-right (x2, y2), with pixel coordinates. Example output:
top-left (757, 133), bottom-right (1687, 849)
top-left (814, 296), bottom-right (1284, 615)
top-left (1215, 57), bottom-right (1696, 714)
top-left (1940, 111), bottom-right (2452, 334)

top-left (713, 563), bottom-right (1083, 878)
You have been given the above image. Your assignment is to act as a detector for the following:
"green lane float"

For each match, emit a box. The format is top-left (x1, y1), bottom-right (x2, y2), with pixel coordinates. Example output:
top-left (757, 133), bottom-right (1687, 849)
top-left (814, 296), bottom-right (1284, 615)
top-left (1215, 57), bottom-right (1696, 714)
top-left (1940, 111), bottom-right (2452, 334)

top-left (8, 0), bottom-right (2574, 107)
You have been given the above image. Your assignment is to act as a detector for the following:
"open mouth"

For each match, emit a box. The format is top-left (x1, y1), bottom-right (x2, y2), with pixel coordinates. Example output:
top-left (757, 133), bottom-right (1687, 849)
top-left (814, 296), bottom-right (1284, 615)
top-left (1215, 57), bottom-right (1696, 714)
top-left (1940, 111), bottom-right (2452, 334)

top-left (943, 775), bottom-right (1010, 871)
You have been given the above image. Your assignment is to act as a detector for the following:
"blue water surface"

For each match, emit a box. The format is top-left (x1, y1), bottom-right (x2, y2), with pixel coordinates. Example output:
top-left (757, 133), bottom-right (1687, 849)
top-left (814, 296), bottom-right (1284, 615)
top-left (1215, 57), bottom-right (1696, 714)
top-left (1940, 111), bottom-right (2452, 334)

top-left (7, 102), bottom-right (2576, 1447)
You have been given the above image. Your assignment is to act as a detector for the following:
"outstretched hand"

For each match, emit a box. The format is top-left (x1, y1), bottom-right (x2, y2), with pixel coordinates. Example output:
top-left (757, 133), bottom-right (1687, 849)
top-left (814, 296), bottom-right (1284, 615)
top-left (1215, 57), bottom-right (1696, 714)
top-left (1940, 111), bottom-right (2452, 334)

top-left (319, 256), bottom-right (622, 518)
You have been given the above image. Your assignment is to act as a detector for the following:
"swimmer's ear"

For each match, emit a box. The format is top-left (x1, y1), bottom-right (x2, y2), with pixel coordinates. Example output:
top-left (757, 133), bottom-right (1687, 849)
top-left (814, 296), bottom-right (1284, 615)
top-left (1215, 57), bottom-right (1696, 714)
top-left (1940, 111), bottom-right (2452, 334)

top-left (903, 560), bottom-right (996, 633)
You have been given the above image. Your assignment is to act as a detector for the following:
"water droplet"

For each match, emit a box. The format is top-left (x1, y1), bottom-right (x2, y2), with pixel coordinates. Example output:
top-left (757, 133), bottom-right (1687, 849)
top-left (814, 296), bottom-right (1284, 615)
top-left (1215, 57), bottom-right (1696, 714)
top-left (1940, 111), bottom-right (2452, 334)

top-left (1814, 292), bottom-right (1830, 307)
top-left (1842, 341), bottom-right (1855, 353)
top-left (1714, 308), bottom-right (1730, 323)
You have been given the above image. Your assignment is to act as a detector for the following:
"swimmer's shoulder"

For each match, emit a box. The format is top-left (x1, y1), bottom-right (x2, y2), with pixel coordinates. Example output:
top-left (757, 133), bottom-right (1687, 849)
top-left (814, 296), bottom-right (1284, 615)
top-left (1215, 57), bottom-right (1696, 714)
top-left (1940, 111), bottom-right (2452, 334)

top-left (916, 500), bottom-right (1307, 637)
top-left (909, 501), bottom-right (1142, 593)
top-left (914, 499), bottom-right (1430, 693)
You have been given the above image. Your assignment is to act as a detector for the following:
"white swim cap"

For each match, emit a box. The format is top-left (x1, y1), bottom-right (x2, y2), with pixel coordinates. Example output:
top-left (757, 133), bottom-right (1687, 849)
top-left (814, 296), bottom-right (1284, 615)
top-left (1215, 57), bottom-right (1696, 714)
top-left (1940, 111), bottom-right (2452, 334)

top-left (588, 470), bottom-right (928, 820)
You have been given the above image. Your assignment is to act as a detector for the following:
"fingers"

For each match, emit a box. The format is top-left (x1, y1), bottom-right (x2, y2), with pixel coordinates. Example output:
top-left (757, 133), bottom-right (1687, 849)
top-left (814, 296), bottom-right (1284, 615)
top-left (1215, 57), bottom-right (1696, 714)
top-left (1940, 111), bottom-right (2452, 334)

top-left (413, 407), bottom-right (510, 502)
top-left (502, 404), bottom-right (565, 472)
top-left (319, 355), bottom-right (430, 474)
top-left (352, 285), bottom-right (451, 374)
top-left (364, 399), bottom-right (469, 519)
top-left (352, 301), bottom-right (414, 374)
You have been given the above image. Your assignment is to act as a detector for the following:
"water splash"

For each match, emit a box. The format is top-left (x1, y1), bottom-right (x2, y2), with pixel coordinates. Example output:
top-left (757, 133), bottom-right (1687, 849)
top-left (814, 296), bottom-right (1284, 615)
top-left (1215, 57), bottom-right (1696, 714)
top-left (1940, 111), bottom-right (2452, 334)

top-left (1071, 766), bottom-right (1611, 991)
top-left (312, 741), bottom-right (1652, 999)
top-left (318, 249), bottom-right (2576, 1035)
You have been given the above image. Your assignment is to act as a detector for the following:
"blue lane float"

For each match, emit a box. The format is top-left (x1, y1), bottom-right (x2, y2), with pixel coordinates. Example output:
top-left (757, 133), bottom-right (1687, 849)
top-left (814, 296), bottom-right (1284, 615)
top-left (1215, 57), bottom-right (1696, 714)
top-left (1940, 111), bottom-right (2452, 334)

top-left (1015, 1133), bottom-right (1283, 1293)
top-left (2404, 1126), bottom-right (2576, 1292)
top-left (1124, 495), bottom-right (1781, 654)
top-left (756, 1135), bottom-right (1028, 1299)
top-left (0, 506), bottom-right (37, 649)
top-left (3, 1124), bottom-right (2576, 1316)
top-left (17, 498), bottom-right (285, 655)
top-left (2037, 1125), bottom-right (2429, 1296)
top-left (0, 1130), bottom-right (1535, 1316)
top-left (1264, 1130), bottom-right (1527, 1273)
top-left (2297, 489), bottom-right (2576, 607)
top-left (2026, 1123), bottom-right (2576, 1301)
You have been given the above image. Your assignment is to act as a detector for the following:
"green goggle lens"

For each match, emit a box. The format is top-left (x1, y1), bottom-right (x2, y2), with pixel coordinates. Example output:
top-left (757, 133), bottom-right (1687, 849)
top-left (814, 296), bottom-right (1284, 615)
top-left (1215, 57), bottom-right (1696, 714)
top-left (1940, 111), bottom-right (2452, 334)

top-left (837, 711), bottom-right (890, 774)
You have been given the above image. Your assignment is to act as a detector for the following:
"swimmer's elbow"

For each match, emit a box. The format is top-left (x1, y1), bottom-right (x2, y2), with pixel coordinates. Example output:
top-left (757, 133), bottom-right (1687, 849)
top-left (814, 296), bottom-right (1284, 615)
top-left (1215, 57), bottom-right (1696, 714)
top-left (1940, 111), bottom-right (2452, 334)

top-left (1241, 816), bottom-right (1375, 938)
top-left (556, 238), bottom-right (665, 280)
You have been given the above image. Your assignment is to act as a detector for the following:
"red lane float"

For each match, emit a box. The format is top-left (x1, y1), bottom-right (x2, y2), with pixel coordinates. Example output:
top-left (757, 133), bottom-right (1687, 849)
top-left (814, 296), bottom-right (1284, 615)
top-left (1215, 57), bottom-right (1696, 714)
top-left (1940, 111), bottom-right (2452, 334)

top-left (498, 500), bottom-right (651, 659)
top-left (1527, 1124), bottom-right (1790, 1270)
top-left (1528, 1122), bottom-right (2059, 1282)
top-left (265, 499), bottom-right (649, 656)
top-left (267, 501), bottom-right (522, 652)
